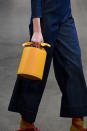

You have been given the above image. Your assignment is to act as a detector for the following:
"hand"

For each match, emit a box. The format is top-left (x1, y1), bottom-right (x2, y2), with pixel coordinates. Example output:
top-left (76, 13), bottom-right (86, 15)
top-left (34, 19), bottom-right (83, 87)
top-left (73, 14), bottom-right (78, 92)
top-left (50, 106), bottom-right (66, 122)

top-left (31, 32), bottom-right (44, 48)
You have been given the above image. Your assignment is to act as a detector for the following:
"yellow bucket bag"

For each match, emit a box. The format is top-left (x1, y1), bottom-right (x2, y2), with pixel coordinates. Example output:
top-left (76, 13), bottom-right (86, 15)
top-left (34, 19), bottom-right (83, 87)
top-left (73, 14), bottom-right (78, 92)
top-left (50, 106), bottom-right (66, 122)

top-left (17, 42), bottom-right (51, 80)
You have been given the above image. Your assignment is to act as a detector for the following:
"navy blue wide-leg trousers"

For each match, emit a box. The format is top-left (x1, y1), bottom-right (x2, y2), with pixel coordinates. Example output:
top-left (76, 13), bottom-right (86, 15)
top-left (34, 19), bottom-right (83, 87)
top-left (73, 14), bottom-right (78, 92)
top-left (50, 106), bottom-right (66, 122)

top-left (8, 16), bottom-right (87, 123)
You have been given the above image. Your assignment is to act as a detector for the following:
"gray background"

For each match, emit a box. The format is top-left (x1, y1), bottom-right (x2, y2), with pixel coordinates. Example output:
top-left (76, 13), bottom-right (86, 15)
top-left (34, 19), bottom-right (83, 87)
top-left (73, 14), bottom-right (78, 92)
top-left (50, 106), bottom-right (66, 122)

top-left (0, 0), bottom-right (87, 130)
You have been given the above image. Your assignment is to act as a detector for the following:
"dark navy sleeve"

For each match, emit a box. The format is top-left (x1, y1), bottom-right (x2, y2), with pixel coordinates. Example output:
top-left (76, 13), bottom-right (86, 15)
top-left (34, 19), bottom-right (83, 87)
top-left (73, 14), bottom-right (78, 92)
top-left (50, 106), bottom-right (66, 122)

top-left (31, 0), bottom-right (42, 18)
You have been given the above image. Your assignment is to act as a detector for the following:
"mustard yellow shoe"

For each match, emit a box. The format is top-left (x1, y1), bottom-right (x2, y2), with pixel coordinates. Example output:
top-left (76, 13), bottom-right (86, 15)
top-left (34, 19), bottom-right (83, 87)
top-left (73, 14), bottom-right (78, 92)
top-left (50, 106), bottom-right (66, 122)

top-left (16, 123), bottom-right (42, 131)
top-left (70, 119), bottom-right (87, 131)
top-left (16, 118), bottom-right (42, 131)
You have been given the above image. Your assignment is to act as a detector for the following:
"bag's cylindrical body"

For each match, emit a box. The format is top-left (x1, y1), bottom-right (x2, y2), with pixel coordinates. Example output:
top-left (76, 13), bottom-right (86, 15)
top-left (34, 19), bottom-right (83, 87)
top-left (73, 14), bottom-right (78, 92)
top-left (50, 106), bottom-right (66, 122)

top-left (17, 46), bottom-right (47, 80)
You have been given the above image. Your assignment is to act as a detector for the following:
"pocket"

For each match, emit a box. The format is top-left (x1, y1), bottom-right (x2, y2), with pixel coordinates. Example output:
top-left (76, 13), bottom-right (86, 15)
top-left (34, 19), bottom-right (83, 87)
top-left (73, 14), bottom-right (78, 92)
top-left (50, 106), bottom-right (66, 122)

top-left (29, 17), bottom-right (33, 30)
top-left (29, 23), bottom-right (32, 31)
top-left (29, 23), bottom-right (33, 41)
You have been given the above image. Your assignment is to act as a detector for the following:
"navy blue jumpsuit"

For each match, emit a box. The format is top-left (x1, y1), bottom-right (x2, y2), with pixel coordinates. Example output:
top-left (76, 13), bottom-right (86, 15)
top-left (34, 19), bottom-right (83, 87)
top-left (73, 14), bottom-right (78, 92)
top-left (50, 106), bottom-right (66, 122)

top-left (8, 0), bottom-right (87, 123)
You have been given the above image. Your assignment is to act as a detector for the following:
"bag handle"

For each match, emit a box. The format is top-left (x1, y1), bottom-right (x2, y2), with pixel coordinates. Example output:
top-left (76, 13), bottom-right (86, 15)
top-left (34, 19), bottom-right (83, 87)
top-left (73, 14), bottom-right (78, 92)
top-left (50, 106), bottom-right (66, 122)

top-left (22, 42), bottom-right (51, 47)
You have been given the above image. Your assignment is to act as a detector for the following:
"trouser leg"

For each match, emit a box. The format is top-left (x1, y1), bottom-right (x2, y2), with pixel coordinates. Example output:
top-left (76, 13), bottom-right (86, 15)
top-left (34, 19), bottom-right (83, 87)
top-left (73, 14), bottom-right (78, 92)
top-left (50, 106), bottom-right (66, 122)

top-left (53, 15), bottom-right (87, 118)
top-left (8, 41), bottom-right (54, 123)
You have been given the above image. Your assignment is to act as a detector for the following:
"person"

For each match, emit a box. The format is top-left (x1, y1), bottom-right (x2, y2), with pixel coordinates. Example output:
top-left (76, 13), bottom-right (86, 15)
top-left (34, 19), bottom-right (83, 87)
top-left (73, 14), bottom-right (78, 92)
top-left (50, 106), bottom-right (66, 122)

top-left (8, 0), bottom-right (87, 130)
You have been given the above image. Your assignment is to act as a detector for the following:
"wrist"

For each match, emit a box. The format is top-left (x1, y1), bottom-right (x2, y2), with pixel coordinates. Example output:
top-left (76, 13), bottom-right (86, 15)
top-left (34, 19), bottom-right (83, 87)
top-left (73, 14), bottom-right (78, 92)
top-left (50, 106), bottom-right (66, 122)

top-left (33, 25), bottom-right (42, 33)
top-left (33, 30), bottom-right (42, 34)
top-left (33, 18), bottom-right (41, 33)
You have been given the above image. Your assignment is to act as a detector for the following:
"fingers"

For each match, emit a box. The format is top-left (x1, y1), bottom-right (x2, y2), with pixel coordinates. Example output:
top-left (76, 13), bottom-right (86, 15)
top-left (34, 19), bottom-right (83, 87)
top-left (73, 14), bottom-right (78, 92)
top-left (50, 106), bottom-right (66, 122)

top-left (31, 41), bottom-right (41, 48)
top-left (31, 32), bottom-right (44, 48)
